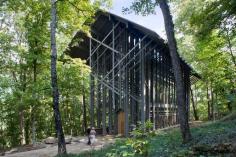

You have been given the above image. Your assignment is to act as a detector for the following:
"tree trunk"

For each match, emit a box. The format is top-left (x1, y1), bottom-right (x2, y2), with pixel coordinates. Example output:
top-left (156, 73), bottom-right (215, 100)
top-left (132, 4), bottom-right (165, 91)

top-left (32, 57), bottom-right (37, 146)
top-left (227, 102), bottom-right (232, 112)
top-left (19, 109), bottom-right (25, 145)
top-left (210, 82), bottom-right (214, 120)
top-left (82, 77), bottom-right (87, 133)
top-left (159, 0), bottom-right (192, 143)
top-left (227, 79), bottom-right (234, 112)
top-left (206, 84), bottom-right (212, 120)
top-left (226, 29), bottom-right (236, 67)
top-left (19, 70), bottom-right (27, 145)
top-left (50, 0), bottom-right (67, 155)
top-left (190, 86), bottom-right (199, 121)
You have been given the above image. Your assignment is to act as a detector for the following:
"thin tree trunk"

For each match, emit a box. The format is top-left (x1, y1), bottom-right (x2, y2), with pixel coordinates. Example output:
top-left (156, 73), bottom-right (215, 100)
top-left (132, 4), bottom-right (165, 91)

top-left (215, 92), bottom-right (218, 120)
top-left (32, 100), bottom-right (36, 146)
top-left (159, 0), bottom-right (192, 143)
top-left (82, 77), bottom-right (87, 133)
top-left (227, 102), bottom-right (232, 112)
top-left (50, 0), bottom-right (67, 154)
top-left (19, 70), bottom-right (27, 145)
top-left (210, 82), bottom-right (214, 120)
top-left (206, 84), bottom-right (212, 120)
top-left (190, 86), bottom-right (199, 120)
top-left (227, 79), bottom-right (234, 112)
top-left (32, 57), bottom-right (37, 146)
top-left (226, 29), bottom-right (236, 66)
top-left (19, 109), bottom-right (25, 145)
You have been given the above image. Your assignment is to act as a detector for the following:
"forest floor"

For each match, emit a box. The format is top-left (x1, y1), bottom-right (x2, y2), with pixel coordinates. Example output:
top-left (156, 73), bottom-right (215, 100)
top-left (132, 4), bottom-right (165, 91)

top-left (2, 135), bottom-right (115, 157)
top-left (2, 113), bottom-right (236, 157)
top-left (74, 112), bottom-right (236, 157)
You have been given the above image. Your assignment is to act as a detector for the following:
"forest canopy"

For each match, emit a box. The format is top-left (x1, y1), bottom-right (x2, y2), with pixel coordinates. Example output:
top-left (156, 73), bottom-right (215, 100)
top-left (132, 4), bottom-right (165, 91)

top-left (0, 0), bottom-right (110, 148)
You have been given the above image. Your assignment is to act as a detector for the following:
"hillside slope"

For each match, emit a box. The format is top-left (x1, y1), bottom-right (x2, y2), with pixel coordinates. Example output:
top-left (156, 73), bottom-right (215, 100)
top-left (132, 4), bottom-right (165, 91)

top-left (74, 113), bottom-right (236, 157)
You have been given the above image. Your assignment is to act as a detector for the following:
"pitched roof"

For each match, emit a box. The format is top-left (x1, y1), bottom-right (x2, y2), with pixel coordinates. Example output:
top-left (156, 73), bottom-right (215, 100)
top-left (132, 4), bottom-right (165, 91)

top-left (66, 11), bottom-right (200, 81)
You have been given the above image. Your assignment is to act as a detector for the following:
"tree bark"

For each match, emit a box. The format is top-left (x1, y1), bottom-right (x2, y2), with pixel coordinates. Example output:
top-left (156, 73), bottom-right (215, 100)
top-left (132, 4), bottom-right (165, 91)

top-left (210, 82), bottom-right (214, 119)
top-left (159, 0), bottom-right (192, 143)
top-left (226, 29), bottom-right (236, 67)
top-left (82, 77), bottom-right (87, 133)
top-left (206, 84), bottom-right (212, 120)
top-left (19, 69), bottom-right (27, 145)
top-left (19, 109), bottom-right (25, 145)
top-left (32, 55), bottom-right (37, 146)
top-left (50, 0), bottom-right (67, 155)
top-left (227, 102), bottom-right (232, 112)
top-left (190, 86), bottom-right (199, 121)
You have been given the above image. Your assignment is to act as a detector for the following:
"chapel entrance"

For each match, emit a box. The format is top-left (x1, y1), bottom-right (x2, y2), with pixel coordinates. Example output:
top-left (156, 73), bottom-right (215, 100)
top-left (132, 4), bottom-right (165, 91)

top-left (118, 110), bottom-right (125, 135)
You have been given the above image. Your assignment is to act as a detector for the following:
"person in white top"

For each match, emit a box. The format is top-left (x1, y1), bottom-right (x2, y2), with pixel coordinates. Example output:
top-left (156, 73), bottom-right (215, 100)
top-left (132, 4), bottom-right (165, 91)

top-left (89, 127), bottom-right (96, 145)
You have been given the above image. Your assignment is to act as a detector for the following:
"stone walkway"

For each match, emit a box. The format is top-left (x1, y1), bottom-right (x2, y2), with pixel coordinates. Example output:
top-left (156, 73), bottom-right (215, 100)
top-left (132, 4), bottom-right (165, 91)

top-left (3, 136), bottom-right (115, 157)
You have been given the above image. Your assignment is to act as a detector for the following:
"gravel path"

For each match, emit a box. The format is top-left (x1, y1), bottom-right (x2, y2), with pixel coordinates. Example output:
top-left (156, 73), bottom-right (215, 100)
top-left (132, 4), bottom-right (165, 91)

top-left (3, 136), bottom-right (115, 157)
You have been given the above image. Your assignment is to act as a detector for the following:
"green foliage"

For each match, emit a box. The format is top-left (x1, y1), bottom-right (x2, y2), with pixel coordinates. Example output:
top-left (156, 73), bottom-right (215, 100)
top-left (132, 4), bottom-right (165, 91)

top-left (106, 140), bottom-right (135, 157)
top-left (173, 0), bottom-right (236, 119)
top-left (123, 0), bottom-right (158, 16)
top-left (126, 138), bottom-right (149, 156)
top-left (0, 0), bottom-right (110, 148)
top-left (106, 121), bottom-right (153, 157)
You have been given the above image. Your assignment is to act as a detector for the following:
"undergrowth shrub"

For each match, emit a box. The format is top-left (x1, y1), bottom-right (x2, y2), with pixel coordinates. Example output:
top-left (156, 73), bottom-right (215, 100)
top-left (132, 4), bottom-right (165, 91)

top-left (106, 120), bottom-right (154, 157)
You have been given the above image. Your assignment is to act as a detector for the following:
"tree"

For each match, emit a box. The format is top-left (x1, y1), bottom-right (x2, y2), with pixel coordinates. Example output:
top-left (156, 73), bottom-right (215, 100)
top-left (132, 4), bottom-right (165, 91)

top-left (174, 0), bottom-right (236, 117)
top-left (158, 0), bottom-right (192, 142)
top-left (126, 0), bottom-right (192, 142)
top-left (190, 86), bottom-right (199, 121)
top-left (0, 0), bottom-right (110, 149)
top-left (50, 0), bottom-right (66, 154)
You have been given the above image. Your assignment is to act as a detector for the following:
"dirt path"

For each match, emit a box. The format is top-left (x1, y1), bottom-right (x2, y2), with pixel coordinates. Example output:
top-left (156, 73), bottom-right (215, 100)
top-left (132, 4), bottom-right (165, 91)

top-left (3, 136), bottom-right (115, 157)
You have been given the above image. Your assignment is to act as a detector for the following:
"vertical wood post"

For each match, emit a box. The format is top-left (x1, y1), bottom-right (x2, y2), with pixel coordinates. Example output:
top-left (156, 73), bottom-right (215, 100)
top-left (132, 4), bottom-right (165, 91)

top-left (124, 28), bottom-right (129, 137)
top-left (145, 50), bottom-right (150, 121)
top-left (140, 38), bottom-right (145, 130)
top-left (89, 38), bottom-right (95, 127)
top-left (102, 54), bottom-right (106, 135)
top-left (151, 50), bottom-right (155, 130)
top-left (112, 22), bottom-right (116, 133)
